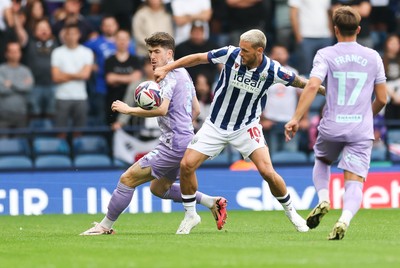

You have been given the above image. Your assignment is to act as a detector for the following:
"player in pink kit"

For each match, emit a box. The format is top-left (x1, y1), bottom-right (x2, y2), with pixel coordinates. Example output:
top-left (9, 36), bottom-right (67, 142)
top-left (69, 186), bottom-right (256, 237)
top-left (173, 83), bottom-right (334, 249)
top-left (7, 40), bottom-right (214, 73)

top-left (285, 6), bottom-right (387, 240)
top-left (80, 32), bottom-right (227, 235)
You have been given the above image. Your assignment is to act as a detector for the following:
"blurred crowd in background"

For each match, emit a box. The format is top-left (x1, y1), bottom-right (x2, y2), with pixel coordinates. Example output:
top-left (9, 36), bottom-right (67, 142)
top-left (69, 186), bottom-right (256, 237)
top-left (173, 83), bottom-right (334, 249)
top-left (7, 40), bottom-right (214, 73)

top-left (0, 0), bottom-right (400, 165)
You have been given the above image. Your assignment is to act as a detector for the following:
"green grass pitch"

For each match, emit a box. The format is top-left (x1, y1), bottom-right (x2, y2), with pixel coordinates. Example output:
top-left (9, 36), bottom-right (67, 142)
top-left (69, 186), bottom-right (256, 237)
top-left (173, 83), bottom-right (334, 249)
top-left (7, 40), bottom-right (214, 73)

top-left (1, 209), bottom-right (399, 268)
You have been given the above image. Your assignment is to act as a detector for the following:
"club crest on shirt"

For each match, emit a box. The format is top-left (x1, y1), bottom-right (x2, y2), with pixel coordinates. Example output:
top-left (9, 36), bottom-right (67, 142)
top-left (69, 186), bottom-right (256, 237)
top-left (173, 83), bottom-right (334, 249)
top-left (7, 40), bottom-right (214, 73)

top-left (191, 136), bottom-right (198, 145)
top-left (260, 72), bottom-right (267, 81)
top-left (234, 62), bottom-right (239, 69)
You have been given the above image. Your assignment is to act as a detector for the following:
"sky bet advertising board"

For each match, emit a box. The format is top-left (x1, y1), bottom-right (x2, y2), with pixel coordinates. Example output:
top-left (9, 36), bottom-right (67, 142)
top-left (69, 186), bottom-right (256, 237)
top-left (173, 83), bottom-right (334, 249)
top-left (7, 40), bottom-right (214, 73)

top-left (0, 166), bottom-right (399, 215)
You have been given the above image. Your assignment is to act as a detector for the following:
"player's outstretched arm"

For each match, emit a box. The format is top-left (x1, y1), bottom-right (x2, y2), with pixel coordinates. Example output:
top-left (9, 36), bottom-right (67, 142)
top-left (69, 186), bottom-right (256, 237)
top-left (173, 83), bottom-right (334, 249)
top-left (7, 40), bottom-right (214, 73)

top-left (285, 76), bottom-right (322, 141)
top-left (290, 75), bottom-right (326, 96)
top-left (154, 53), bottom-right (209, 82)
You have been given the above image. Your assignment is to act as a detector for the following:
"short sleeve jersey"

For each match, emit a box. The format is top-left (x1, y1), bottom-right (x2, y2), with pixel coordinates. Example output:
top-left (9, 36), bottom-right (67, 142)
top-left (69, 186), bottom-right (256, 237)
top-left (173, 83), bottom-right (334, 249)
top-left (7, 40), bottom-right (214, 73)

top-left (311, 42), bottom-right (386, 141)
top-left (157, 67), bottom-right (196, 150)
top-left (207, 45), bottom-right (296, 131)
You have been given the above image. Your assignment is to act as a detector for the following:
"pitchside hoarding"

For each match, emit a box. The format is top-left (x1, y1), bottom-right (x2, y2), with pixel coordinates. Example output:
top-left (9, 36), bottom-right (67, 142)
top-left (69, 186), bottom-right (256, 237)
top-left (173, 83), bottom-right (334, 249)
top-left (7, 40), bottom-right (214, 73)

top-left (0, 166), bottom-right (399, 215)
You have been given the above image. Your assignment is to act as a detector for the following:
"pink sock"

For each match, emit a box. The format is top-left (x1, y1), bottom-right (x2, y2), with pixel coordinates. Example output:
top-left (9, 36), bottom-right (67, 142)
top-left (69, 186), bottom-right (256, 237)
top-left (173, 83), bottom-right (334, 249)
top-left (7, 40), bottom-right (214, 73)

top-left (313, 159), bottom-right (330, 191)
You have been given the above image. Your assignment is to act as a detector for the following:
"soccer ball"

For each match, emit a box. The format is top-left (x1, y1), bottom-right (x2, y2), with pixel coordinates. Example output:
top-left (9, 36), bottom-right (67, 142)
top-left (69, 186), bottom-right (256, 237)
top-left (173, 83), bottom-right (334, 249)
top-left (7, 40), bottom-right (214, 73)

top-left (134, 81), bottom-right (162, 110)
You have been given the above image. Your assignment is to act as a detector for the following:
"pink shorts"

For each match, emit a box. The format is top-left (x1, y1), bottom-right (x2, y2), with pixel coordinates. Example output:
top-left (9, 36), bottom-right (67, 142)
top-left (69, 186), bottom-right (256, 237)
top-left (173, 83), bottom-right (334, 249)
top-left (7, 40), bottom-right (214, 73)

top-left (313, 135), bottom-right (373, 178)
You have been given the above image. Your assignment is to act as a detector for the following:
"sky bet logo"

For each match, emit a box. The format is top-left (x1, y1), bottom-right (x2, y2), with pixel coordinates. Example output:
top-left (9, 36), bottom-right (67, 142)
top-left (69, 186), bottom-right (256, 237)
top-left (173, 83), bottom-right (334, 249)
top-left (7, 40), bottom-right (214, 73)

top-left (231, 73), bottom-right (262, 94)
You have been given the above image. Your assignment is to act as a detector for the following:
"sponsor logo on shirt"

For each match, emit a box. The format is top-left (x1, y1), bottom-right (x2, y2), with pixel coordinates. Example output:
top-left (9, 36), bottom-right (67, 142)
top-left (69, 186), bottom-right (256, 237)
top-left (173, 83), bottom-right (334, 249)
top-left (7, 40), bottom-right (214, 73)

top-left (336, 114), bottom-right (363, 123)
top-left (232, 72), bottom-right (262, 94)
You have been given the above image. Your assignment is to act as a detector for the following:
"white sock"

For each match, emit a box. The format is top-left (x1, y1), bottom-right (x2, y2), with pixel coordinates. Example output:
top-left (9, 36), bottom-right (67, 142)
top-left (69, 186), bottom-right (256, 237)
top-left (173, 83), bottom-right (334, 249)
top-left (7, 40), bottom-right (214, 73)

top-left (276, 193), bottom-right (294, 213)
top-left (182, 194), bottom-right (197, 215)
top-left (317, 189), bottom-right (330, 203)
top-left (100, 216), bottom-right (115, 230)
top-left (198, 193), bottom-right (215, 209)
top-left (338, 210), bottom-right (353, 226)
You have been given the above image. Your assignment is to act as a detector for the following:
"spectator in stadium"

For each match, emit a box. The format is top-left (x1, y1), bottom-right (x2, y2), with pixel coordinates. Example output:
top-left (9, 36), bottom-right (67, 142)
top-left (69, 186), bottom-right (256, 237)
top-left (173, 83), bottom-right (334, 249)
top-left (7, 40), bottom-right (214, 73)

top-left (80, 32), bottom-right (228, 236)
top-left (382, 34), bottom-right (400, 129)
top-left (0, 0), bottom-right (15, 63)
top-left (208, 0), bottom-right (230, 47)
top-left (24, 0), bottom-right (47, 37)
top-left (261, 44), bottom-right (308, 155)
top-left (175, 20), bottom-right (218, 82)
top-left (84, 16), bottom-right (135, 126)
top-left (369, 0), bottom-right (397, 53)
top-left (51, 23), bottom-right (93, 138)
top-left (52, 0), bottom-right (96, 44)
top-left (0, 42), bottom-right (34, 131)
top-left (171, 0), bottom-right (212, 45)
top-left (100, 0), bottom-right (142, 31)
top-left (132, 0), bottom-right (173, 58)
top-left (104, 29), bottom-right (142, 125)
top-left (289, 0), bottom-right (333, 76)
top-left (273, 0), bottom-right (294, 51)
top-left (225, 0), bottom-right (267, 48)
top-left (193, 73), bottom-right (214, 132)
top-left (285, 6), bottom-right (387, 240)
top-left (16, 18), bottom-right (58, 121)
top-left (331, 0), bottom-right (373, 48)
top-left (84, 0), bottom-right (103, 32)
top-left (154, 29), bottom-right (327, 234)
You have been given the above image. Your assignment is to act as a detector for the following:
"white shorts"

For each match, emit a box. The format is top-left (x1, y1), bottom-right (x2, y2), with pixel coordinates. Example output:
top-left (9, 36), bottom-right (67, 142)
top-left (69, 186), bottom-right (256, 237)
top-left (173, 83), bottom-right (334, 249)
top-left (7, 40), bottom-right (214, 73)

top-left (188, 120), bottom-right (266, 159)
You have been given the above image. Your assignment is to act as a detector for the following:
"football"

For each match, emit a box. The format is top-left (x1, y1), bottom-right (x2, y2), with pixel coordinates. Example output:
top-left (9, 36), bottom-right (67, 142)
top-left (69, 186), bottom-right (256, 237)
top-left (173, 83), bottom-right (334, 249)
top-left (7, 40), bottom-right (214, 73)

top-left (134, 81), bottom-right (162, 110)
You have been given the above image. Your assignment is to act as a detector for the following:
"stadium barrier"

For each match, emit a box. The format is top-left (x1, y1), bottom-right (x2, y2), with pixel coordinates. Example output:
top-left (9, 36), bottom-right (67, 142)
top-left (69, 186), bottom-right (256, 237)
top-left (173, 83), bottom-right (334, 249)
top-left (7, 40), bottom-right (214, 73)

top-left (0, 165), bottom-right (399, 216)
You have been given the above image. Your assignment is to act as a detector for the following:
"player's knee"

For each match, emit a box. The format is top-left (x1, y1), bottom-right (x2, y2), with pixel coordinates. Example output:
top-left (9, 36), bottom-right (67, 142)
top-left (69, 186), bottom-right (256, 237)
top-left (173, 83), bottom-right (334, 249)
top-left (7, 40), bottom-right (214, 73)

top-left (119, 172), bottom-right (134, 188)
top-left (180, 158), bottom-right (196, 174)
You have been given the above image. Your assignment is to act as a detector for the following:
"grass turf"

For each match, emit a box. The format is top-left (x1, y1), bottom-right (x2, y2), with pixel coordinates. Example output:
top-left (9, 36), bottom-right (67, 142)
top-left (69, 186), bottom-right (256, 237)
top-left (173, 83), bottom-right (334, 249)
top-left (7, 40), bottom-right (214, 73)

top-left (0, 209), bottom-right (399, 268)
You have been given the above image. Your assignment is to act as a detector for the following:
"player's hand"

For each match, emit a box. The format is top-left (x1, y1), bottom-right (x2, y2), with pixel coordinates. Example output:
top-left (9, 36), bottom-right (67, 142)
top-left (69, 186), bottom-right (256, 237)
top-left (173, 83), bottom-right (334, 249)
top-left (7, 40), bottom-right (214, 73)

top-left (284, 119), bottom-right (299, 142)
top-left (154, 66), bottom-right (168, 83)
top-left (111, 100), bottom-right (130, 114)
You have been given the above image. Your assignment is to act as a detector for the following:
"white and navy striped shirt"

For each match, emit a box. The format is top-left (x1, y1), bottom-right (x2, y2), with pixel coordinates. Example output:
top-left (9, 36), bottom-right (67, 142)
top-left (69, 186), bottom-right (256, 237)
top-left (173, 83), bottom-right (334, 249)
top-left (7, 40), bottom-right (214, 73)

top-left (206, 46), bottom-right (295, 131)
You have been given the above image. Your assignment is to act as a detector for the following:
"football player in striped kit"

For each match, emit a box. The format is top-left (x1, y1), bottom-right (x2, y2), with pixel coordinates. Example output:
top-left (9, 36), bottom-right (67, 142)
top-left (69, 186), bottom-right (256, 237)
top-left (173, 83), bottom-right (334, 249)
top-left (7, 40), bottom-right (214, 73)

top-left (154, 29), bottom-right (326, 234)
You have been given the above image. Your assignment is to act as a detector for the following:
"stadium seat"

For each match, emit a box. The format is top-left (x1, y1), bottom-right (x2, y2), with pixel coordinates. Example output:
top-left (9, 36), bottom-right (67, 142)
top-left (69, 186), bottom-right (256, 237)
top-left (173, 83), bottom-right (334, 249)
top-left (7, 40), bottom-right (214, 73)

top-left (371, 146), bottom-right (387, 161)
top-left (387, 129), bottom-right (400, 161)
top-left (114, 158), bottom-right (129, 168)
top-left (0, 138), bottom-right (31, 157)
top-left (387, 129), bottom-right (400, 143)
top-left (73, 154), bottom-right (113, 168)
top-left (29, 118), bottom-right (53, 130)
top-left (35, 155), bottom-right (73, 168)
top-left (33, 137), bottom-right (70, 156)
top-left (308, 152), bottom-right (315, 162)
top-left (0, 156), bottom-right (33, 169)
top-left (72, 135), bottom-right (109, 155)
top-left (271, 151), bottom-right (308, 164)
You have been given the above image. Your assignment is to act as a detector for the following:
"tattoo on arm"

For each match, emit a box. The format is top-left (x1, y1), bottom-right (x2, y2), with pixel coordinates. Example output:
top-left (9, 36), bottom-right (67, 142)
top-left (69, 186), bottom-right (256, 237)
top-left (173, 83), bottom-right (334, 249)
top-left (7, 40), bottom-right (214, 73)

top-left (290, 75), bottom-right (307, 88)
top-left (290, 75), bottom-right (326, 96)
top-left (317, 85), bottom-right (326, 96)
